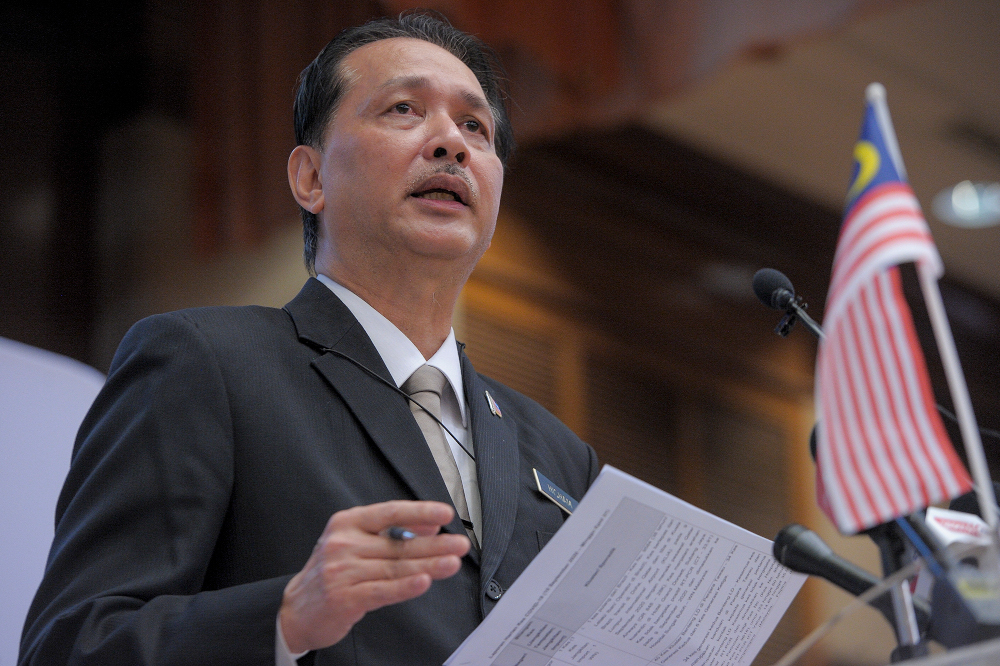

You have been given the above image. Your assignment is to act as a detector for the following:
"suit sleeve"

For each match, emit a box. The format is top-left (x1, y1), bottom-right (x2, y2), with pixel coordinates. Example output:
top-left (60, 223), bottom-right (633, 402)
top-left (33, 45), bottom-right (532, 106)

top-left (19, 313), bottom-right (291, 666)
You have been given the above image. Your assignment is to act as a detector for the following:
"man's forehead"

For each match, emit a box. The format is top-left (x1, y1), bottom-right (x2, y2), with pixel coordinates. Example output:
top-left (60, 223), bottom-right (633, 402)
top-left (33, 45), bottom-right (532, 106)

top-left (342, 37), bottom-right (485, 99)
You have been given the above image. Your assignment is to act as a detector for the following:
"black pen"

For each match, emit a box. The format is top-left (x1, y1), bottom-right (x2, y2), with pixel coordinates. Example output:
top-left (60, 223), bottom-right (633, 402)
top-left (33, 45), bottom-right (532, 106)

top-left (384, 526), bottom-right (416, 541)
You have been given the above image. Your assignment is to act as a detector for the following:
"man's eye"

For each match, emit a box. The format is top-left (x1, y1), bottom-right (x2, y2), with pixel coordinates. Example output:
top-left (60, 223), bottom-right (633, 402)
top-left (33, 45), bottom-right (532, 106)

top-left (392, 103), bottom-right (412, 114)
top-left (464, 119), bottom-right (485, 135)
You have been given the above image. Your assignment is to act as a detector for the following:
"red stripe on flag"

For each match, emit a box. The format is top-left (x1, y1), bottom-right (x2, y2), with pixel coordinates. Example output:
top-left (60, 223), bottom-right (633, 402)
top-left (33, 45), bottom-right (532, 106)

top-left (834, 192), bottom-right (922, 272)
top-left (841, 183), bottom-right (917, 234)
top-left (828, 183), bottom-right (929, 304)
top-left (865, 267), bottom-right (930, 506)
top-left (867, 272), bottom-right (935, 507)
top-left (829, 226), bottom-right (933, 309)
top-left (843, 300), bottom-right (904, 515)
top-left (853, 284), bottom-right (916, 515)
top-left (825, 316), bottom-right (882, 526)
top-left (833, 184), bottom-right (921, 261)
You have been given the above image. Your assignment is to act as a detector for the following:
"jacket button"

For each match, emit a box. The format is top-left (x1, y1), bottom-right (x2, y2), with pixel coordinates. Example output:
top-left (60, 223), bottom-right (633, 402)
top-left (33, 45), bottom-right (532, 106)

top-left (486, 578), bottom-right (504, 601)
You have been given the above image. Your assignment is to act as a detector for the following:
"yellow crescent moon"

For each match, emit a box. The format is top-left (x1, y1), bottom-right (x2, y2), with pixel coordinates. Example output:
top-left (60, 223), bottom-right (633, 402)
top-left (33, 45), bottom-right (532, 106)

top-left (847, 140), bottom-right (880, 201)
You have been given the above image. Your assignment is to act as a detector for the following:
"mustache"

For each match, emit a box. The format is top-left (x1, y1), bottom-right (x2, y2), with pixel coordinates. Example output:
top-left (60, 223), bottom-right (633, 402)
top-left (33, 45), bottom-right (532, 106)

top-left (436, 162), bottom-right (472, 188)
top-left (408, 163), bottom-right (476, 203)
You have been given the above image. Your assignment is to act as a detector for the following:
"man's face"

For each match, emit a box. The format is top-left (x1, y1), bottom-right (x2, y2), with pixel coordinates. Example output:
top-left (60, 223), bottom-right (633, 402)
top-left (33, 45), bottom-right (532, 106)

top-left (313, 37), bottom-right (504, 282)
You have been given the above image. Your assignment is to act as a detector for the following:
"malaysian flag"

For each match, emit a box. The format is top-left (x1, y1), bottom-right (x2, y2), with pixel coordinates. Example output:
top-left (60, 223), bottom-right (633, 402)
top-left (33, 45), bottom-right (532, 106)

top-left (815, 83), bottom-right (972, 534)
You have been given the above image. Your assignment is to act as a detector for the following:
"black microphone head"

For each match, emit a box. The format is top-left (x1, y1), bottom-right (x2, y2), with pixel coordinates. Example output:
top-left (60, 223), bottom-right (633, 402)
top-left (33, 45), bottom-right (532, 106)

top-left (773, 523), bottom-right (878, 597)
top-left (773, 524), bottom-right (834, 568)
top-left (752, 268), bottom-right (795, 310)
top-left (773, 523), bottom-right (808, 564)
top-left (773, 524), bottom-right (838, 577)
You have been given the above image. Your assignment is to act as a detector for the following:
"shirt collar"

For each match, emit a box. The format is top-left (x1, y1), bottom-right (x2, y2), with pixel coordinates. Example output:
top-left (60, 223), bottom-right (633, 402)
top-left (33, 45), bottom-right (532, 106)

top-left (316, 274), bottom-right (467, 424)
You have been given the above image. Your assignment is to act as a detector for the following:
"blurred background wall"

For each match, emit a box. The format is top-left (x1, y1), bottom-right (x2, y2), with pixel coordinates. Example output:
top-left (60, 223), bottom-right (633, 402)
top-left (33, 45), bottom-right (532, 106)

top-left (2, 1), bottom-right (999, 664)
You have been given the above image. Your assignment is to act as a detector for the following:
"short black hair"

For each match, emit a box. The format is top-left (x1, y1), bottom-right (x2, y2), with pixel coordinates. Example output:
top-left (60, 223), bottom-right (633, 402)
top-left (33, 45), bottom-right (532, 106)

top-left (292, 11), bottom-right (515, 274)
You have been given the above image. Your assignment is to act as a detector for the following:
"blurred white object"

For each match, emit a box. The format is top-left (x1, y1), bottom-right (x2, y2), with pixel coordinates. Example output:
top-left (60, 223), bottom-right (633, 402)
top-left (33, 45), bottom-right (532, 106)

top-left (933, 181), bottom-right (1000, 228)
top-left (0, 338), bottom-right (104, 665)
top-left (913, 507), bottom-right (993, 603)
top-left (925, 506), bottom-right (992, 547)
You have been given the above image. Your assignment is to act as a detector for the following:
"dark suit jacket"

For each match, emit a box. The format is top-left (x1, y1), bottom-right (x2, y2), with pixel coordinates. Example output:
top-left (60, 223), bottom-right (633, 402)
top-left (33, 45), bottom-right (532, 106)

top-left (19, 278), bottom-right (598, 666)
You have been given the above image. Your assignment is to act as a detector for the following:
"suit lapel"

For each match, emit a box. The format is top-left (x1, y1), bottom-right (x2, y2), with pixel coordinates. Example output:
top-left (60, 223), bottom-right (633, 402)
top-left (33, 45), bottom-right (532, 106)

top-left (284, 279), bottom-right (469, 543)
top-left (461, 348), bottom-right (519, 586)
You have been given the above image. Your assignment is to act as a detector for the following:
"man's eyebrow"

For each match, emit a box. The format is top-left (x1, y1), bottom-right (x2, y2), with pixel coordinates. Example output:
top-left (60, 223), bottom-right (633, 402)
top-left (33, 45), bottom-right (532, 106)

top-left (460, 89), bottom-right (492, 116)
top-left (376, 74), bottom-right (429, 93)
top-left (377, 75), bottom-right (493, 116)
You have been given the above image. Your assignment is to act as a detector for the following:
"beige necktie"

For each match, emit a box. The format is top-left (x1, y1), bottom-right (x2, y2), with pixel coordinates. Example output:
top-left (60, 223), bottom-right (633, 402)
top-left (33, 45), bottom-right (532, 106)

top-left (402, 364), bottom-right (479, 547)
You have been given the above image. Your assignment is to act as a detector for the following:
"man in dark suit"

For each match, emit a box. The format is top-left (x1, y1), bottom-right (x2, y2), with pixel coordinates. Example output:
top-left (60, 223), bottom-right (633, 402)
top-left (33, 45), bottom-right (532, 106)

top-left (19, 12), bottom-right (598, 666)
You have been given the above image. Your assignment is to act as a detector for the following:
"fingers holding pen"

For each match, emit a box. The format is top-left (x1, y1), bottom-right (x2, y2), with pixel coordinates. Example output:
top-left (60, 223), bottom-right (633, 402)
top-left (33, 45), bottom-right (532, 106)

top-left (280, 500), bottom-right (471, 654)
top-left (333, 499), bottom-right (457, 538)
top-left (311, 546), bottom-right (464, 589)
top-left (314, 504), bottom-right (470, 562)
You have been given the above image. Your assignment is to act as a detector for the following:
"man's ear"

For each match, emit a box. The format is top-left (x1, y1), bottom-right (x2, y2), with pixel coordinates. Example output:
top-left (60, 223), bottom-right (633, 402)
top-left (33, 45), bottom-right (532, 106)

top-left (287, 145), bottom-right (324, 214)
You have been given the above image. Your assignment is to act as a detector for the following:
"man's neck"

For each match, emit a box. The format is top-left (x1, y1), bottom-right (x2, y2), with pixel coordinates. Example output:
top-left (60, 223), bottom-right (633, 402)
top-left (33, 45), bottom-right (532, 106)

top-left (319, 267), bottom-right (463, 359)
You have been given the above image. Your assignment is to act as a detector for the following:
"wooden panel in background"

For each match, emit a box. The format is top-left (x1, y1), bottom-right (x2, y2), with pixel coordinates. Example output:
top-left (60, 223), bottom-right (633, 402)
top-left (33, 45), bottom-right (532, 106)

top-left (459, 273), bottom-right (813, 665)
top-left (191, 1), bottom-right (387, 253)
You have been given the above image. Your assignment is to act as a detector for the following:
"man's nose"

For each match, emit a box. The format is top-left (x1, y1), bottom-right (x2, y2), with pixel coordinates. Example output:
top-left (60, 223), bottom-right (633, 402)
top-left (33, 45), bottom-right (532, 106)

top-left (424, 116), bottom-right (468, 165)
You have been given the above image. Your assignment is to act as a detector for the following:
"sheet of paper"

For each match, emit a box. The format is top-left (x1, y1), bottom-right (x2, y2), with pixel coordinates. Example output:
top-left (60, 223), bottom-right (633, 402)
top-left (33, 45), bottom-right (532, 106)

top-left (447, 465), bottom-right (806, 666)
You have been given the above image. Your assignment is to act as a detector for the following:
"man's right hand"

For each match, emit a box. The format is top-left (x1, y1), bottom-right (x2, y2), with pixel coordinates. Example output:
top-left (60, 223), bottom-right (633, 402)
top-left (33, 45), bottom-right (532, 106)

top-left (278, 500), bottom-right (470, 654)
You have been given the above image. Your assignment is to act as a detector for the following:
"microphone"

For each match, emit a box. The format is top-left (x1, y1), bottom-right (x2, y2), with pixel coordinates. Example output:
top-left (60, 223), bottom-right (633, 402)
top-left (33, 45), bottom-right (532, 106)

top-left (752, 268), bottom-right (826, 339)
top-left (775, 524), bottom-right (883, 596)
top-left (752, 267), bottom-right (796, 310)
top-left (773, 524), bottom-right (929, 632)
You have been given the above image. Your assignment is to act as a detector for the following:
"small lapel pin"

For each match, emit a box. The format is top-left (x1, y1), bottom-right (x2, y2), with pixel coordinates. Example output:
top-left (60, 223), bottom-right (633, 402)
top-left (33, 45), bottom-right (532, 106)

top-left (485, 390), bottom-right (502, 417)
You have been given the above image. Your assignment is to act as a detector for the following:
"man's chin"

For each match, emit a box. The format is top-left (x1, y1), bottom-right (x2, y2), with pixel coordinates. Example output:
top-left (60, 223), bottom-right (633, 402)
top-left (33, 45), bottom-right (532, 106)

top-left (405, 234), bottom-right (491, 269)
top-left (397, 220), bottom-right (486, 252)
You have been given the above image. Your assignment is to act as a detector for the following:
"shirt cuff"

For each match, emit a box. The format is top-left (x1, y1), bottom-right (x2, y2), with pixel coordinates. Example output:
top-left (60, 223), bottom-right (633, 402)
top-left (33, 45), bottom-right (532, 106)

top-left (276, 615), bottom-right (309, 665)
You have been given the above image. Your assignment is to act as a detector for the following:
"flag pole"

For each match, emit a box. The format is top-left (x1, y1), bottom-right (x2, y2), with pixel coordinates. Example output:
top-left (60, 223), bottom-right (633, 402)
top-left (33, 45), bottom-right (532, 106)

top-left (867, 82), bottom-right (998, 534)
top-left (917, 266), bottom-right (998, 532)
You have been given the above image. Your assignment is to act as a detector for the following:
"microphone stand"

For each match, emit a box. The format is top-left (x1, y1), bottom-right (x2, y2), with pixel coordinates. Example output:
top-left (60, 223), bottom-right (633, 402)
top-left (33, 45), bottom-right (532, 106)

top-left (774, 293), bottom-right (826, 341)
top-left (865, 523), bottom-right (929, 660)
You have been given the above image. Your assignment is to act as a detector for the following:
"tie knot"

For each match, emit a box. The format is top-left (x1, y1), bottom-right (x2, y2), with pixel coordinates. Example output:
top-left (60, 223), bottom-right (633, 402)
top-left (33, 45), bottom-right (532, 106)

top-left (402, 364), bottom-right (448, 399)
